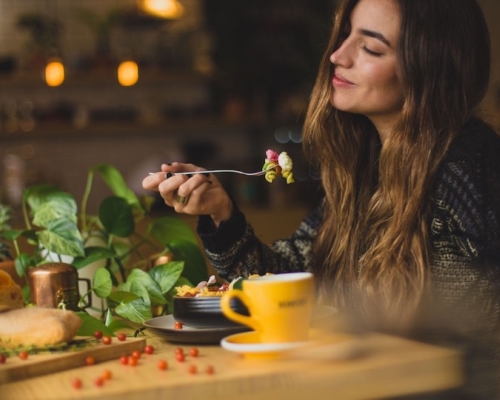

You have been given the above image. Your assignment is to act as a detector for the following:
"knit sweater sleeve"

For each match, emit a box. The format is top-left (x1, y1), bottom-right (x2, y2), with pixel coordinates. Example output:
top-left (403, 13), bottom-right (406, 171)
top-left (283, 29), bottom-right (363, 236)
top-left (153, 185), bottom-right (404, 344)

top-left (196, 202), bottom-right (322, 282)
top-left (428, 120), bottom-right (500, 334)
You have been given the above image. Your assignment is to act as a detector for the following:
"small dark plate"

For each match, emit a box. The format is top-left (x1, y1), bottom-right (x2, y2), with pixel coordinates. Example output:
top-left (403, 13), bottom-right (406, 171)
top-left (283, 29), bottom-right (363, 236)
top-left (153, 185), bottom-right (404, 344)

top-left (143, 315), bottom-right (250, 344)
top-left (173, 296), bottom-right (249, 329)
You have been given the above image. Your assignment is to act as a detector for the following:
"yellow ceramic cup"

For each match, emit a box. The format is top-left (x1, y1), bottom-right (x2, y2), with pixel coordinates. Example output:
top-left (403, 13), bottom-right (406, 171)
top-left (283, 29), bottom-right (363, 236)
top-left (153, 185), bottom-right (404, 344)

top-left (221, 272), bottom-right (314, 343)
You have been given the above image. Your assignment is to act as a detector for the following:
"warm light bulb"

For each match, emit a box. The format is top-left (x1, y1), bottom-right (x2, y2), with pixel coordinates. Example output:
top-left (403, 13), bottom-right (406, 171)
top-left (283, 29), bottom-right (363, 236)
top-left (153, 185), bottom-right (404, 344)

top-left (139, 0), bottom-right (184, 19)
top-left (45, 61), bottom-right (65, 87)
top-left (117, 61), bottom-right (139, 86)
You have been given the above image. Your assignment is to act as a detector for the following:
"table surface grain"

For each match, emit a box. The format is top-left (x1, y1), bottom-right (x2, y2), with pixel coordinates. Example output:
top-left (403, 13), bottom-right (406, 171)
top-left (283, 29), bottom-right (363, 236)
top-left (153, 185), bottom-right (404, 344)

top-left (0, 328), bottom-right (463, 400)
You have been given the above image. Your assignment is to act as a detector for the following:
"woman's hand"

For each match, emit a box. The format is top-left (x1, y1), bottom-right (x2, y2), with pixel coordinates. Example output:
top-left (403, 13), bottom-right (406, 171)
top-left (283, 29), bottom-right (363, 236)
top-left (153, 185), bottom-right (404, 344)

top-left (142, 162), bottom-right (233, 227)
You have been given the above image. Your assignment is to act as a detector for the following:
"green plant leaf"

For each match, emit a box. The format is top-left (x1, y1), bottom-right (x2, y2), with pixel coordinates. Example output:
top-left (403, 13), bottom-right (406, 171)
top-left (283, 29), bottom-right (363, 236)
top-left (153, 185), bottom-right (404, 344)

top-left (72, 246), bottom-right (116, 269)
top-left (148, 216), bottom-right (199, 246)
top-left (37, 218), bottom-right (85, 257)
top-left (92, 267), bottom-right (113, 298)
top-left (149, 261), bottom-right (184, 294)
top-left (75, 311), bottom-right (114, 336)
top-left (117, 281), bottom-right (131, 292)
top-left (104, 308), bottom-right (113, 326)
top-left (23, 185), bottom-right (73, 213)
top-left (15, 253), bottom-right (32, 277)
top-left (3, 229), bottom-right (24, 241)
top-left (127, 269), bottom-right (167, 305)
top-left (31, 197), bottom-right (78, 228)
top-left (99, 197), bottom-right (134, 237)
top-left (108, 318), bottom-right (136, 332)
top-left (20, 229), bottom-right (38, 244)
top-left (90, 164), bottom-right (143, 213)
top-left (115, 299), bottom-right (152, 323)
top-left (169, 241), bottom-right (207, 285)
top-left (108, 290), bottom-right (140, 304)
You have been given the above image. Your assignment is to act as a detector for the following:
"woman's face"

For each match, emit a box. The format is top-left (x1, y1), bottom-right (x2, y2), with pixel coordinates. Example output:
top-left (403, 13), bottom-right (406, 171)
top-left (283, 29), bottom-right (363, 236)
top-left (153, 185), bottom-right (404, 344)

top-left (330, 0), bottom-right (403, 136)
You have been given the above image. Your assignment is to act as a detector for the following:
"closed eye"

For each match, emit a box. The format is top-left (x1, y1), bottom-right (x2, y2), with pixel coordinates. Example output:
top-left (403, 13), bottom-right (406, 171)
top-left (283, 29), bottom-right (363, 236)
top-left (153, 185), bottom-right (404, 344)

top-left (362, 45), bottom-right (382, 57)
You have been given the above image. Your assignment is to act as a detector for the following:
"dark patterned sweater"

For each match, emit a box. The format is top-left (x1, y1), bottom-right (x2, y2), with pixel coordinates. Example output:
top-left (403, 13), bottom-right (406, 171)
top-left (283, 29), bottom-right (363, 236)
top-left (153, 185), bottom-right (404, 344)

top-left (197, 118), bottom-right (500, 396)
top-left (198, 118), bottom-right (500, 308)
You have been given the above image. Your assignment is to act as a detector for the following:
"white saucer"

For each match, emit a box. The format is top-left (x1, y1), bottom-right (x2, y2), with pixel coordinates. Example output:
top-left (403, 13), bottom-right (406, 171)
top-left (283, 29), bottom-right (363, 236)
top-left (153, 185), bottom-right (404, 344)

top-left (221, 328), bottom-right (361, 361)
top-left (221, 331), bottom-right (310, 360)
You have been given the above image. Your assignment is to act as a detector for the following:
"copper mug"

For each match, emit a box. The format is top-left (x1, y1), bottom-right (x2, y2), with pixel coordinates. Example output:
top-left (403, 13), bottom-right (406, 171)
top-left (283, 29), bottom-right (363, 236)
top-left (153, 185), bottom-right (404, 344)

top-left (28, 262), bottom-right (91, 311)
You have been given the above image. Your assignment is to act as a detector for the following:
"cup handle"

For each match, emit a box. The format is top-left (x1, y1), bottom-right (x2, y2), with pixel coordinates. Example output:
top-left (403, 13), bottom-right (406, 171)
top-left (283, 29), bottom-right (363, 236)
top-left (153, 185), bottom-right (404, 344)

top-left (221, 290), bottom-right (261, 332)
top-left (78, 277), bottom-right (92, 308)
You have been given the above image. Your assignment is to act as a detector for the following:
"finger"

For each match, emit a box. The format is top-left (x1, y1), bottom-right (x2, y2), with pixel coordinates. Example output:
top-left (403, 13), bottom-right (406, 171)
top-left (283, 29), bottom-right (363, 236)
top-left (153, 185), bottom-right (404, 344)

top-left (142, 172), bottom-right (167, 191)
top-left (173, 179), bottom-right (215, 214)
top-left (174, 193), bottom-right (190, 205)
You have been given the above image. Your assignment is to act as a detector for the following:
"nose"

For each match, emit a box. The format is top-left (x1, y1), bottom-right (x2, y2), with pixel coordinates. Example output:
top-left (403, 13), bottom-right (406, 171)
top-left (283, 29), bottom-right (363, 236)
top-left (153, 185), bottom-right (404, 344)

top-left (330, 39), bottom-right (352, 67)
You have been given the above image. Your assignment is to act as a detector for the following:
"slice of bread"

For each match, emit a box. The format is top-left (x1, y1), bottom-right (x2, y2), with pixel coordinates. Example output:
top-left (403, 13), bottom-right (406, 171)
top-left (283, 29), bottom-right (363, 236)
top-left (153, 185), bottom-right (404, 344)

top-left (0, 269), bottom-right (24, 312)
top-left (0, 307), bottom-right (82, 348)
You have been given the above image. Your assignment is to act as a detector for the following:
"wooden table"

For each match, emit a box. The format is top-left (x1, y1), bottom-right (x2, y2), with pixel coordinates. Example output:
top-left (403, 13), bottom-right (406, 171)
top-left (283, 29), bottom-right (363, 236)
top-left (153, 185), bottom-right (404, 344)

top-left (1, 330), bottom-right (462, 400)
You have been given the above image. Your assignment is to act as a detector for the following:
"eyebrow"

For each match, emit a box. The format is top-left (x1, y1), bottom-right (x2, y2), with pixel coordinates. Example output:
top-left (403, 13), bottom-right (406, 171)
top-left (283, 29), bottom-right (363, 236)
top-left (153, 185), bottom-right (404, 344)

top-left (357, 28), bottom-right (392, 47)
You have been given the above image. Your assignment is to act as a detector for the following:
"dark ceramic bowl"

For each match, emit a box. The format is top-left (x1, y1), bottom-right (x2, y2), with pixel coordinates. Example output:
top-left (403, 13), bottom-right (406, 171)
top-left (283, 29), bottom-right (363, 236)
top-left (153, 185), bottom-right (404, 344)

top-left (173, 296), bottom-right (249, 329)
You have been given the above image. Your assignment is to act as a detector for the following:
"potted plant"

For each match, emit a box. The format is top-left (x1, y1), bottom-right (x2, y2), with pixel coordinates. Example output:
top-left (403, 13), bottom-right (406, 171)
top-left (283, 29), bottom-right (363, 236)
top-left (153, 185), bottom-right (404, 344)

top-left (0, 204), bottom-right (26, 288)
top-left (1, 163), bottom-right (208, 335)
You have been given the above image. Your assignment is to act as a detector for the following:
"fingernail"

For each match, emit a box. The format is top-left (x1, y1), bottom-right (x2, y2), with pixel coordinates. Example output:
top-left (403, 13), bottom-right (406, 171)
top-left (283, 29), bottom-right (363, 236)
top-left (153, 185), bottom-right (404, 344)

top-left (165, 172), bottom-right (173, 179)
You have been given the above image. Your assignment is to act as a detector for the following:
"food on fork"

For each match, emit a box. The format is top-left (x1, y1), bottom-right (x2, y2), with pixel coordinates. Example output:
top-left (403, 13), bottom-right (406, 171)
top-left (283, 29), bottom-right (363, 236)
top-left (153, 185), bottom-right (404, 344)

top-left (262, 149), bottom-right (294, 184)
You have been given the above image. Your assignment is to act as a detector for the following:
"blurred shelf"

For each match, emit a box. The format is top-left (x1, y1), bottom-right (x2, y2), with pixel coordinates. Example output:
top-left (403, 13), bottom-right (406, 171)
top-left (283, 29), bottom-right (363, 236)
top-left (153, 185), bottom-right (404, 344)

top-left (0, 116), bottom-right (271, 141)
top-left (0, 69), bottom-right (211, 88)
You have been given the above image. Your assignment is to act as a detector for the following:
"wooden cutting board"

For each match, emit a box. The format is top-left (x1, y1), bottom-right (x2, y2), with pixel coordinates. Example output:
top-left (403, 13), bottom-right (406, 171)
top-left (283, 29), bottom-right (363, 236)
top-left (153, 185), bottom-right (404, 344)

top-left (0, 336), bottom-right (146, 384)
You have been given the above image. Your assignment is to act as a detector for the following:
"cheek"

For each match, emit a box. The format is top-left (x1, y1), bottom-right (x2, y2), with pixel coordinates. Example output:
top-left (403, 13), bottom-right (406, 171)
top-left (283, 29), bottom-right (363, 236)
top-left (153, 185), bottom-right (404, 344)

top-left (366, 65), bottom-right (403, 102)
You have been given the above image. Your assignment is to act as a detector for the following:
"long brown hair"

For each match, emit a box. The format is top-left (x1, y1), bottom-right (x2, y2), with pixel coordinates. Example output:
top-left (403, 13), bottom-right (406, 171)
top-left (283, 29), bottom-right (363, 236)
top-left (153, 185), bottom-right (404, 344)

top-left (303, 0), bottom-right (491, 328)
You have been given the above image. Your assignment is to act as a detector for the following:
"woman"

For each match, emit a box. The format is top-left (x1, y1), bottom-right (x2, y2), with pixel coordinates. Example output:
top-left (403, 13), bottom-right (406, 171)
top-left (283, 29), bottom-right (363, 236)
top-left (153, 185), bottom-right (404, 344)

top-left (144, 0), bottom-right (499, 392)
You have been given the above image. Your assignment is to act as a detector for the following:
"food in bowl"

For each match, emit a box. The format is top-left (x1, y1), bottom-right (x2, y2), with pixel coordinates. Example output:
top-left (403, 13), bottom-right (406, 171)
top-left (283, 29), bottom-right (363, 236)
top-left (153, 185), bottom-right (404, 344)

top-left (175, 275), bottom-right (233, 298)
top-left (173, 276), bottom-right (248, 329)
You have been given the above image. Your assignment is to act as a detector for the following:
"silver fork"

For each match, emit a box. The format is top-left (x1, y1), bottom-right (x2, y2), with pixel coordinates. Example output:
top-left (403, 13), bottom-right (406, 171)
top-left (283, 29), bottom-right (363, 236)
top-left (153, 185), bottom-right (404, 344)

top-left (149, 165), bottom-right (276, 178)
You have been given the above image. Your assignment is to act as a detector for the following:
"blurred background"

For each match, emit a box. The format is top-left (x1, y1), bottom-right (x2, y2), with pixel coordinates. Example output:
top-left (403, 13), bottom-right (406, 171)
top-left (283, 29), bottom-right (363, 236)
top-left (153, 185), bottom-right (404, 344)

top-left (0, 0), bottom-right (499, 241)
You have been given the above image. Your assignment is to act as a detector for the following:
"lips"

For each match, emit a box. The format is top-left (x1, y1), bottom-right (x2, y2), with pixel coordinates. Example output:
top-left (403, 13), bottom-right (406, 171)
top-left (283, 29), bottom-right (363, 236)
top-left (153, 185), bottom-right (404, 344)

top-left (332, 72), bottom-right (354, 87)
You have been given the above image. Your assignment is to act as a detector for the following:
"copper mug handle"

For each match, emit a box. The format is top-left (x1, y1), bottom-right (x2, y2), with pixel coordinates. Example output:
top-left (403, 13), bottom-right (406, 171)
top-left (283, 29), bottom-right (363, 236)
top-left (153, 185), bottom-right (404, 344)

top-left (77, 277), bottom-right (92, 308)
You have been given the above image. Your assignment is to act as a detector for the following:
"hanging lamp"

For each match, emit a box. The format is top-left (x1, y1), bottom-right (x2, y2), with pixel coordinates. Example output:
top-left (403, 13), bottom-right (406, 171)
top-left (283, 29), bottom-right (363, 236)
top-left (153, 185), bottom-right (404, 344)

top-left (45, 59), bottom-right (65, 87)
top-left (138, 0), bottom-right (184, 19)
top-left (117, 60), bottom-right (139, 86)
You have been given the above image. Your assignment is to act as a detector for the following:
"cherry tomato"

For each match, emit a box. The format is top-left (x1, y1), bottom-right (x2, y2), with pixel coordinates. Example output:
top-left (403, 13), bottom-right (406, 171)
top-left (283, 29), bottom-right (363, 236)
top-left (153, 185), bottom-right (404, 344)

top-left (117, 333), bottom-right (126, 341)
top-left (18, 351), bottom-right (29, 360)
top-left (71, 378), bottom-right (82, 389)
top-left (189, 347), bottom-right (199, 357)
top-left (131, 350), bottom-right (142, 359)
top-left (175, 352), bottom-right (185, 362)
top-left (94, 331), bottom-right (103, 339)
top-left (0, 354), bottom-right (6, 364)
top-left (85, 356), bottom-right (95, 366)
top-left (174, 321), bottom-right (183, 330)
top-left (205, 365), bottom-right (215, 375)
top-left (101, 369), bottom-right (113, 380)
top-left (120, 355), bottom-right (129, 365)
top-left (144, 345), bottom-right (154, 355)
top-left (187, 364), bottom-right (197, 374)
top-left (94, 377), bottom-right (104, 387)
top-left (157, 359), bottom-right (168, 370)
top-left (129, 357), bottom-right (138, 366)
top-left (174, 347), bottom-right (184, 355)
top-left (102, 336), bottom-right (112, 345)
